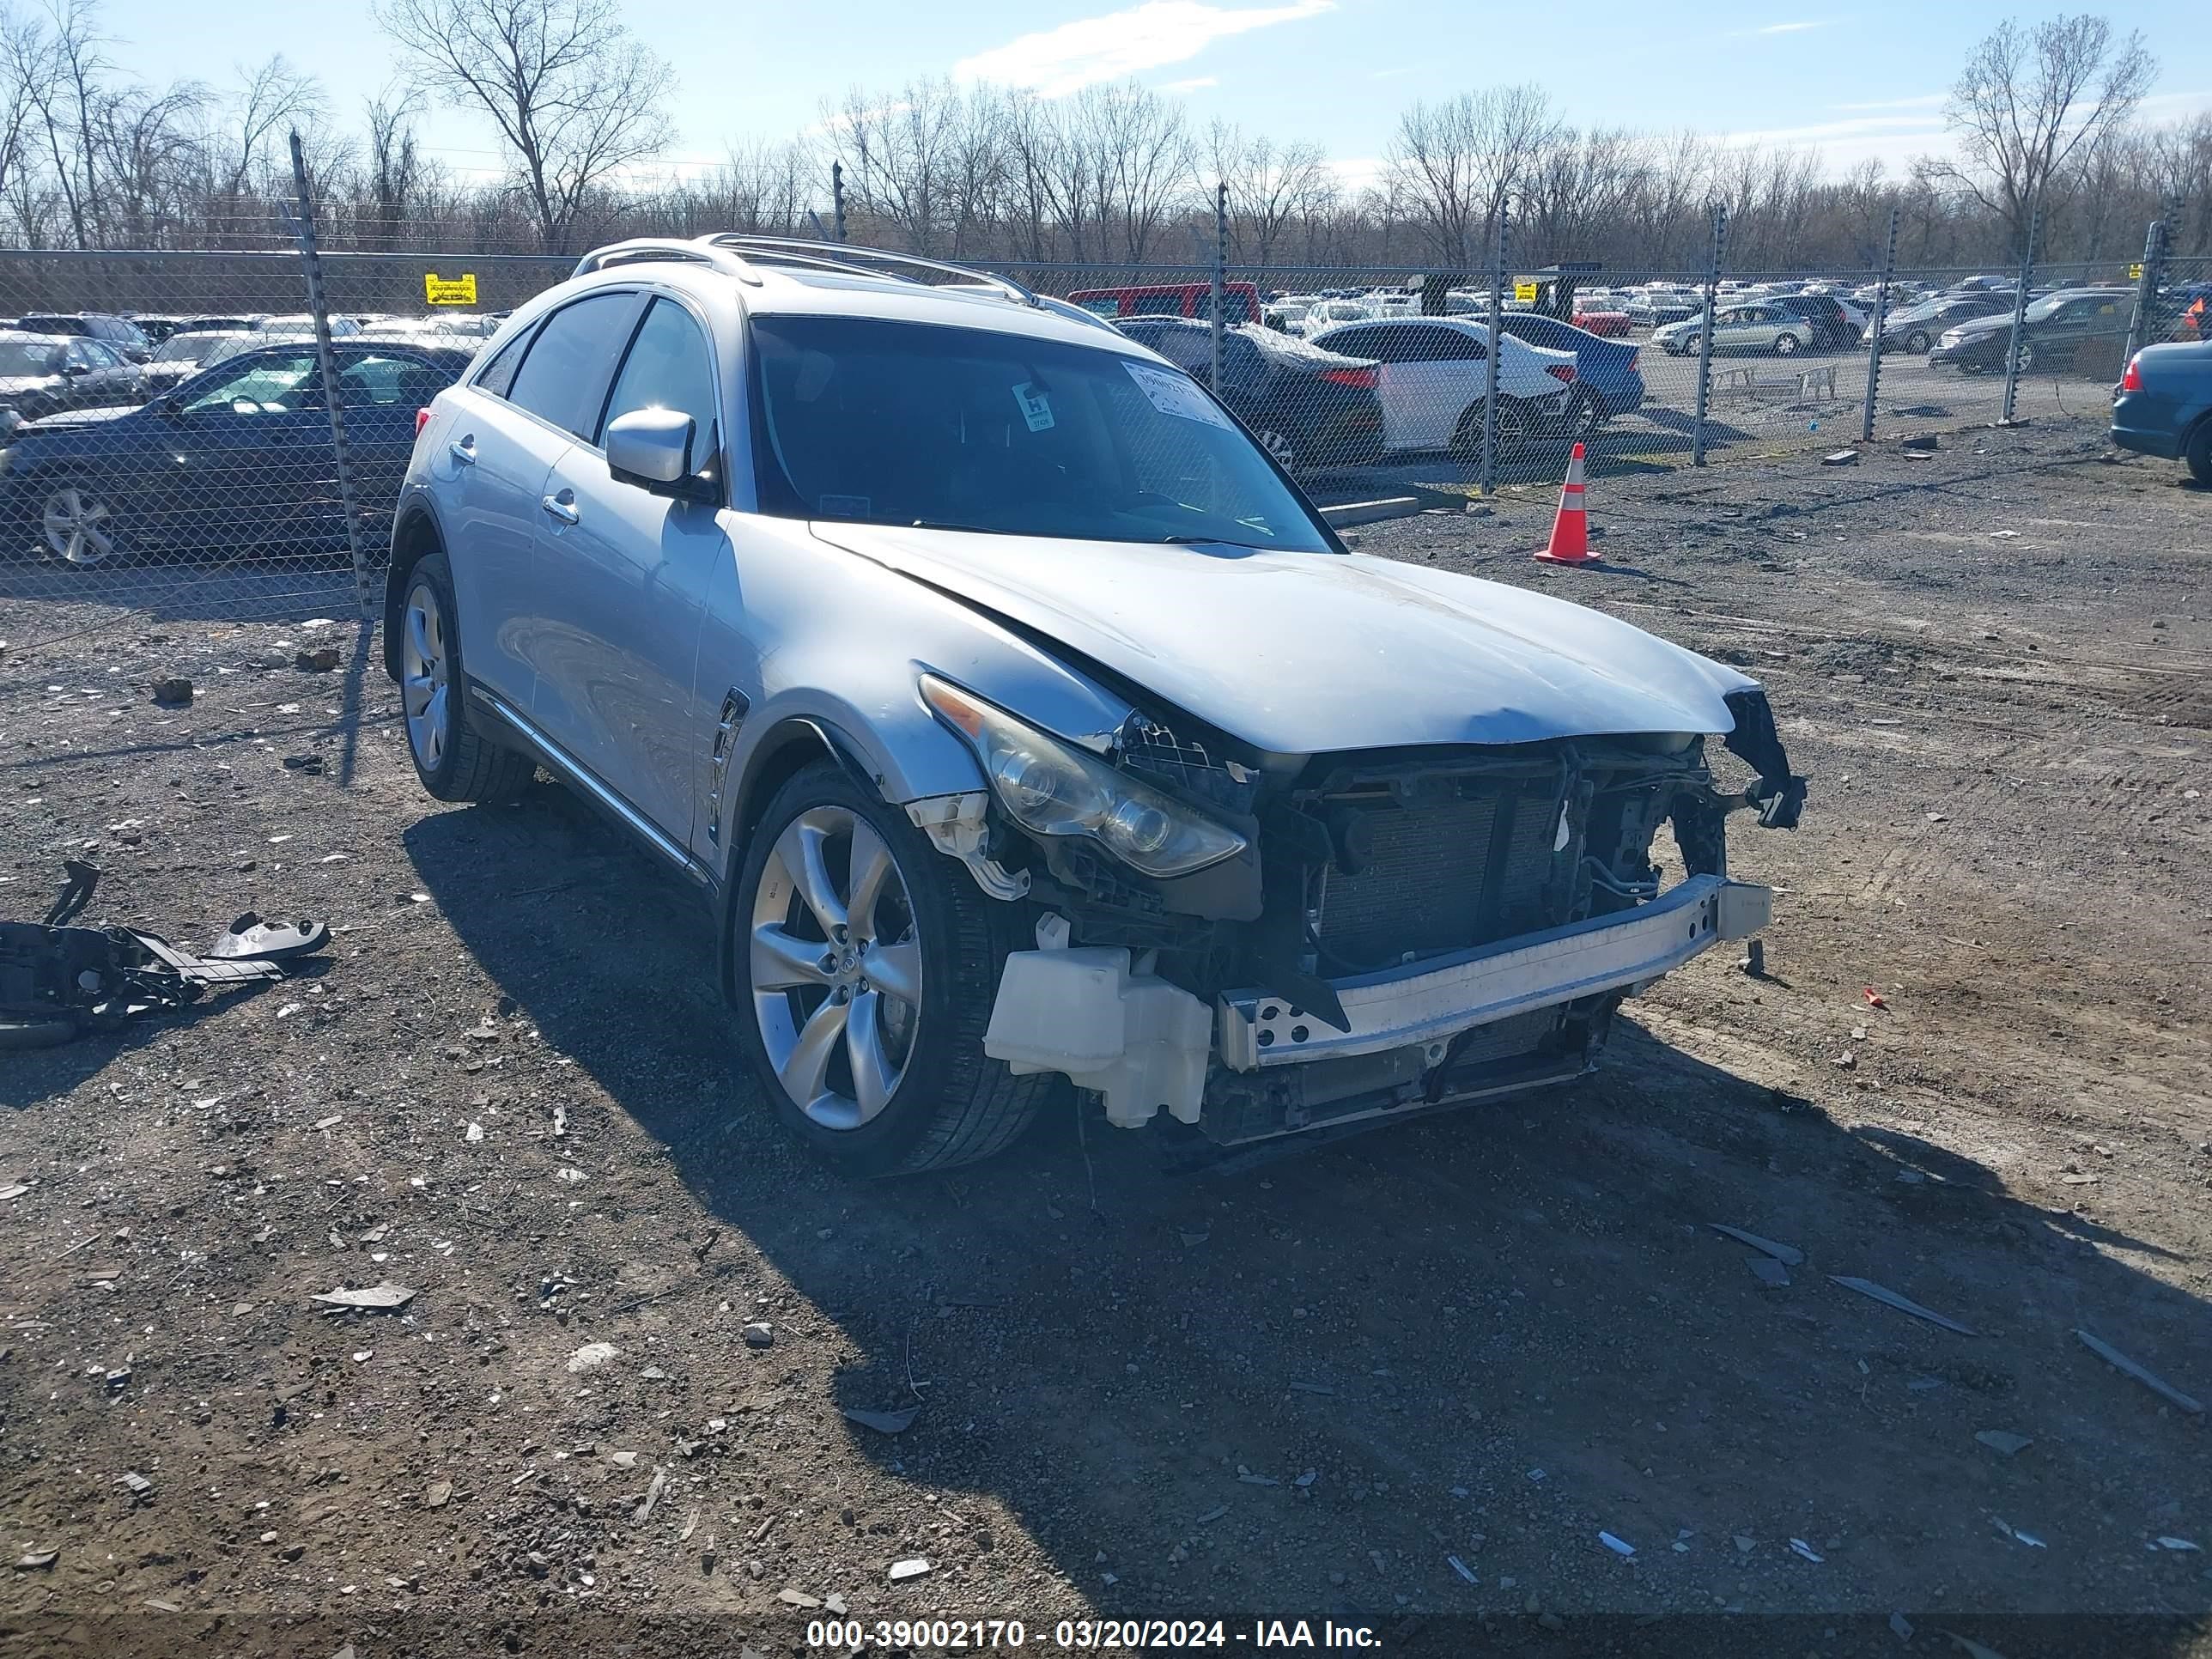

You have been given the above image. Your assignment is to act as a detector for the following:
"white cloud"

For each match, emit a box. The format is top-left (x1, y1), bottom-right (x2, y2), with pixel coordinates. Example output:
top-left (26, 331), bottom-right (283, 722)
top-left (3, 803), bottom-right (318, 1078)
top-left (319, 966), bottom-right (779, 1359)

top-left (1726, 18), bottom-right (1831, 36)
top-left (1162, 75), bottom-right (1219, 92)
top-left (1833, 93), bottom-right (1946, 112)
top-left (1324, 155), bottom-right (1387, 192)
top-left (953, 0), bottom-right (1334, 97)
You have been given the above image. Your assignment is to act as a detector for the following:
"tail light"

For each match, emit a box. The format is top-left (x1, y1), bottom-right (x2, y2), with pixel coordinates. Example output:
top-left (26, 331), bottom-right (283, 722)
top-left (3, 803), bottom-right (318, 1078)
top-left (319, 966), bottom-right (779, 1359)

top-left (1320, 365), bottom-right (1378, 389)
top-left (2119, 354), bottom-right (2142, 392)
top-left (1547, 363), bottom-right (1577, 384)
top-left (1629, 351), bottom-right (1640, 370)
top-left (415, 407), bottom-right (433, 438)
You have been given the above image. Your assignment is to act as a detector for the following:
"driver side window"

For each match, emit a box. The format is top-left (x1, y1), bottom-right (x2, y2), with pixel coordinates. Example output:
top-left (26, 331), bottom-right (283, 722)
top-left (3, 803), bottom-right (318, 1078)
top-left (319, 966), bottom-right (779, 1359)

top-left (183, 352), bottom-right (320, 415)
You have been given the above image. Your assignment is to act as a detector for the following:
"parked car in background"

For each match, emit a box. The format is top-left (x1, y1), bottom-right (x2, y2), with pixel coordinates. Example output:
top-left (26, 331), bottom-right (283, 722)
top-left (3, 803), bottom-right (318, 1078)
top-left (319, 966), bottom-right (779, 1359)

top-left (1759, 292), bottom-right (1862, 349)
top-left (15, 311), bottom-right (154, 362)
top-left (1654, 302), bottom-right (1816, 357)
top-left (2111, 340), bottom-right (2212, 483)
top-left (1110, 318), bottom-right (1382, 474)
top-left (1307, 317), bottom-right (1575, 454)
top-left (1622, 289), bottom-right (1700, 326)
top-left (0, 331), bottom-right (148, 438)
top-left (0, 340), bottom-right (470, 567)
top-left (1868, 294), bottom-right (2013, 354)
top-left (1068, 281), bottom-right (1261, 323)
top-left (1929, 289), bottom-right (2130, 375)
top-left (1496, 313), bottom-right (1645, 432)
top-left (140, 330), bottom-right (257, 392)
top-left (1290, 297), bottom-right (1377, 337)
top-left (1571, 306), bottom-right (1634, 337)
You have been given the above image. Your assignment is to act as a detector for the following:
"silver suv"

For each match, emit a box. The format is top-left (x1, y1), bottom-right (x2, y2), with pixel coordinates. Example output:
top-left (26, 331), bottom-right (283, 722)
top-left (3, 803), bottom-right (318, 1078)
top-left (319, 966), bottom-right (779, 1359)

top-left (383, 234), bottom-right (1805, 1176)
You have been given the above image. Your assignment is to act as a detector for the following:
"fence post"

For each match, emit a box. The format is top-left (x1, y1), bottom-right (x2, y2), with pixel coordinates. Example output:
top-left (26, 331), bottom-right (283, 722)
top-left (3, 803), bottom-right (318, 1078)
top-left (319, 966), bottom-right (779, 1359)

top-left (1692, 202), bottom-right (1728, 468)
top-left (2122, 215), bottom-right (2169, 367)
top-left (1209, 182), bottom-right (1228, 394)
top-left (1860, 204), bottom-right (1899, 444)
top-left (285, 130), bottom-right (374, 623)
top-left (831, 161), bottom-right (848, 243)
top-left (1999, 200), bottom-right (2040, 424)
top-left (1482, 203), bottom-right (1509, 495)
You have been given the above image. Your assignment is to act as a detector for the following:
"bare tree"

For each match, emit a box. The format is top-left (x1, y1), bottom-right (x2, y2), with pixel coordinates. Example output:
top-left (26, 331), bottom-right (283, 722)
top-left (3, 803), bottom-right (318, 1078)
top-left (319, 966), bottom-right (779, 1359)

top-left (1385, 83), bottom-right (1559, 268)
top-left (1936, 12), bottom-right (2154, 258)
top-left (373, 0), bottom-right (675, 252)
top-left (1073, 82), bottom-right (1191, 263)
top-left (363, 82), bottom-right (427, 246)
top-left (217, 55), bottom-right (322, 200)
top-left (1206, 120), bottom-right (1328, 280)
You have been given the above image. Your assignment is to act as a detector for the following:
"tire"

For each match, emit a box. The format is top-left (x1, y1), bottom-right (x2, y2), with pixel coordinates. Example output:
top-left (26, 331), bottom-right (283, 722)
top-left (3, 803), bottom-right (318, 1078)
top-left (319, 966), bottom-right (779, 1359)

top-left (40, 480), bottom-right (123, 567)
top-left (2014, 341), bottom-right (2036, 374)
top-left (1905, 329), bottom-right (1931, 354)
top-left (1772, 331), bottom-right (1802, 357)
top-left (1252, 424), bottom-right (1299, 475)
top-left (2185, 419), bottom-right (2212, 486)
top-left (398, 550), bottom-right (536, 804)
top-left (732, 760), bottom-right (1048, 1176)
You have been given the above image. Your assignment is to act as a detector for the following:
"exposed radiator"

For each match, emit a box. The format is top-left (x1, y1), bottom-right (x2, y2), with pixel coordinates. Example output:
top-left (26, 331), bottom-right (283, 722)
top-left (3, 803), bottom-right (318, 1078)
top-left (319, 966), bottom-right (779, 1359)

top-left (1316, 790), bottom-right (1563, 970)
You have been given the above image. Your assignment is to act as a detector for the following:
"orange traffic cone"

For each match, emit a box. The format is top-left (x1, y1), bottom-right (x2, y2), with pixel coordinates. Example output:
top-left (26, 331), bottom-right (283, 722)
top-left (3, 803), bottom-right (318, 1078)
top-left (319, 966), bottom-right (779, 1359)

top-left (1534, 441), bottom-right (1596, 565)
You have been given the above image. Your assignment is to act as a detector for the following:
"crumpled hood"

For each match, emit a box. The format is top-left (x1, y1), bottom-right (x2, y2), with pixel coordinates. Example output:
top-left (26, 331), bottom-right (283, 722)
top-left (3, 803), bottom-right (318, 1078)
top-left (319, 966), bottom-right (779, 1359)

top-left (810, 524), bottom-right (1754, 754)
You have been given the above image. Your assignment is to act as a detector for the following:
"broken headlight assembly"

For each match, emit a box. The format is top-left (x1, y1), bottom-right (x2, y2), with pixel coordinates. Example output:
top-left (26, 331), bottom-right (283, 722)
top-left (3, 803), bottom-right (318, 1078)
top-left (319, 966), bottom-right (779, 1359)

top-left (920, 675), bottom-right (1247, 878)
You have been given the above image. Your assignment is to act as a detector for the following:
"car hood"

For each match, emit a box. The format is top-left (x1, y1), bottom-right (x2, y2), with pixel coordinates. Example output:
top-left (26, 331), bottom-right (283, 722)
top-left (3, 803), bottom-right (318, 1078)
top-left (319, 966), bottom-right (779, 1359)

top-left (809, 523), bottom-right (1754, 753)
top-left (0, 374), bottom-right (63, 398)
top-left (16, 403), bottom-right (142, 433)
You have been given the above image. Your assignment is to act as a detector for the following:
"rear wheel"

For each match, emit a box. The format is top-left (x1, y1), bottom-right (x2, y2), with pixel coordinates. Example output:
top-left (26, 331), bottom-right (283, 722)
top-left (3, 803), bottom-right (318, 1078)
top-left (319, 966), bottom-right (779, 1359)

top-left (399, 550), bottom-right (536, 803)
top-left (1772, 331), bottom-right (1802, 357)
top-left (732, 761), bottom-right (1048, 1176)
top-left (2014, 341), bottom-right (2037, 374)
top-left (1905, 328), bottom-right (1932, 353)
top-left (2185, 419), bottom-right (2212, 485)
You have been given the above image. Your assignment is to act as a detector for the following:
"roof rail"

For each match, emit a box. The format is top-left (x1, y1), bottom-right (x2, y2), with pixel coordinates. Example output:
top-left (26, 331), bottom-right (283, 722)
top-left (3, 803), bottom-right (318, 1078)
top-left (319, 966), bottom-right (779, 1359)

top-left (571, 239), bottom-right (756, 281)
top-left (695, 234), bottom-right (1041, 308)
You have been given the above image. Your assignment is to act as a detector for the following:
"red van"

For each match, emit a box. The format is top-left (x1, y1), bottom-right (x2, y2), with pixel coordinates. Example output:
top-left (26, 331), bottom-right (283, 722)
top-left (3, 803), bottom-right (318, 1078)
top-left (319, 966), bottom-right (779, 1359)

top-left (1066, 282), bottom-right (1261, 324)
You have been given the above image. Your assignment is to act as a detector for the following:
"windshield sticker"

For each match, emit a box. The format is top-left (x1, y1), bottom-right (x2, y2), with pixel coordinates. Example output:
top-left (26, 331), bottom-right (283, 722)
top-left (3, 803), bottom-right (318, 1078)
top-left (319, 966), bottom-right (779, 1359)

top-left (817, 494), bottom-right (872, 517)
top-left (1123, 361), bottom-right (1233, 430)
top-left (1012, 382), bottom-right (1055, 432)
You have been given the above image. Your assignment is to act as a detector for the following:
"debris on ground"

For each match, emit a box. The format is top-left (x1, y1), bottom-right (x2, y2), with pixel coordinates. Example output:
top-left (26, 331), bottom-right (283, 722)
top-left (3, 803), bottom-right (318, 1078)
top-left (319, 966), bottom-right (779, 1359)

top-left (312, 1282), bottom-right (417, 1312)
top-left (888, 1558), bottom-right (932, 1582)
top-left (1863, 988), bottom-right (1887, 1008)
top-left (1830, 1275), bottom-right (1978, 1335)
top-left (1939, 1632), bottom-right (2013, 1659)
top-left (1975, 1431), bottom-right (2033, 1457)
top-left (1991, 1518), bottom-right (2046, 1548)
top-left (14, 1548), bottom-right (57, 1571)
top-left (566, 1341), bottom-right (617, 1373)
top-left (1448, 1554), bottom-right (1478, 1583)
top-left (2074, 1329), bottom-right (2204, 1414)
top-left (423, 1480), bottom-right (453, 1509)
top-left (839, 1405), bottom-right (921, 1435)
top-left (117, 1472), bottom-right (152, 1502)
top-left (1790, 1538), bottom-right (1824, 1562)
top-left (633, 1467), bottom-right (667, 1525)
top-left (150, 677), bottom-right (192, 705)
top-left (295, 646), bottom-right (342, 672)
top-left (1599, 1531), bottom-right (1636, 1557)
top-left (1821, 450), bottom-right (1860, 466)
top-left (742, 1322), bottom-right (774, 1348)
top-left (2154, 1536), bottom-right (2201, 1552)
top-left (1748, 1256), bottom-right (1791, 1288)
top-left (1889, 1612), bottom-right (1914, 1644)
top-left (1710, 1224), bottom-right (1806, 1267)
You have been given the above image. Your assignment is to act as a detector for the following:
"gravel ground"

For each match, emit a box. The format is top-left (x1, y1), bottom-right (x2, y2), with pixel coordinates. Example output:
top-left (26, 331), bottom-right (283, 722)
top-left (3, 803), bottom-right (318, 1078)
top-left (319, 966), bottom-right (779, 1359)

top-left (1, 413), bottom-right (2208, 1659)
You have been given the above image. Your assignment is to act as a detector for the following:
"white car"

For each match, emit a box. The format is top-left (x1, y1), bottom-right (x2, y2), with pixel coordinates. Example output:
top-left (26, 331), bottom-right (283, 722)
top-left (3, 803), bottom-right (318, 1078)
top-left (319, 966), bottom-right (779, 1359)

top-left (1288, 298), bottom-right (1376, 337)
top-left (1307, 316), bottom-right (1577, 453)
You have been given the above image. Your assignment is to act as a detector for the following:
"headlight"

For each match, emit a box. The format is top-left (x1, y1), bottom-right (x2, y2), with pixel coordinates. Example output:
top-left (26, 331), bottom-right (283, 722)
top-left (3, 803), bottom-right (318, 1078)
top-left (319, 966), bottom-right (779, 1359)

top-left (920, 675), bottom-right (1247, 878)
top-left (1938, 330), bottom-right (1963, 346)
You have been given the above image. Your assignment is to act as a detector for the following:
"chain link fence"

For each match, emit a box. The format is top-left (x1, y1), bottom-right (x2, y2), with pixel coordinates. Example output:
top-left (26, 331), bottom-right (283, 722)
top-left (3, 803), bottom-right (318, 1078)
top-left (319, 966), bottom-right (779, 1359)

top-left (0, 194), bottom-right (2199, 688)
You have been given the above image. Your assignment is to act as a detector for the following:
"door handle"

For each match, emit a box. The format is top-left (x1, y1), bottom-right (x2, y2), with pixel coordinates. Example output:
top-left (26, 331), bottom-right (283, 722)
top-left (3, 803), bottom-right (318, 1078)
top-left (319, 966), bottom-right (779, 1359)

top-left (539, 491), bottom-right (580, 526)
top-left (448, 436), bottom-right (477, 465)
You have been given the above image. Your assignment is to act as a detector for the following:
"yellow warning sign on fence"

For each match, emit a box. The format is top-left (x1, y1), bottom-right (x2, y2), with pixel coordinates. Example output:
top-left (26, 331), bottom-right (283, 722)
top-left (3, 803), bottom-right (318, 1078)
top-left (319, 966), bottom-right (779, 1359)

top-left (424, 272), bottom-right (478, 306)
top-left (1513, 281), bottom-right (1539, 303)
top-left (2128, 263), bottom-right (2144, 281)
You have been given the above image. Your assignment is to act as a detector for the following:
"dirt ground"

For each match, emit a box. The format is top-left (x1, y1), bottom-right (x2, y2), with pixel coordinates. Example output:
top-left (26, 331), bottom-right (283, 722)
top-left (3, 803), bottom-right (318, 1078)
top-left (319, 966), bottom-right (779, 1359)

top-left (1, 414), bottom-right (2208, 1659)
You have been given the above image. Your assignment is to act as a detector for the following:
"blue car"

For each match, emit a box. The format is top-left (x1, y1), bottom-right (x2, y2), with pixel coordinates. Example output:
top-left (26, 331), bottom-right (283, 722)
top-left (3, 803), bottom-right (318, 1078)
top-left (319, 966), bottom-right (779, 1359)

top-left (0, 339), bottom-right (471, 568)
top-left (2112, 339), bottom-right (2212, 483)
top-left (1495, 313), bottom-right (1645, 434)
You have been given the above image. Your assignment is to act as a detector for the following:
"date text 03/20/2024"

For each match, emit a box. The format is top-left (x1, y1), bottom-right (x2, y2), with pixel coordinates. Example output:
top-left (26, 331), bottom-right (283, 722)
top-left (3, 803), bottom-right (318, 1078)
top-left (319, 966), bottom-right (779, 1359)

top-left (805, 1619), bottom-right (1382, 1650)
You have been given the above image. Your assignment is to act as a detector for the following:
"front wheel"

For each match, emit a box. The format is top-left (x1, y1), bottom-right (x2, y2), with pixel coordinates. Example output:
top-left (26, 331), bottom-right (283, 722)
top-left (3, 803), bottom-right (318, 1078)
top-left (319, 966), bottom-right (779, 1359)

top-left (1772, 332), bottom-right (1802, 357)
top-left (41, 482), bottom-right (122, 567)
top-left (732, 761), bottom-right (1048, 1176)
top-left (1905, 329), bottom-right (1932, 353)
top-left (1252, 425), bottom-right (1300, 475)
top-left (2014, 341), bottom-right (2037, 374)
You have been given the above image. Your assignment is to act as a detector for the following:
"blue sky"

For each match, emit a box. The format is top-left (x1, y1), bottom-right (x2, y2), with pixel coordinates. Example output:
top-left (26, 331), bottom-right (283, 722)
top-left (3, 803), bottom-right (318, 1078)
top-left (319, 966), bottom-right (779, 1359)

top-left (92, 0), bottom-right (2212, 190)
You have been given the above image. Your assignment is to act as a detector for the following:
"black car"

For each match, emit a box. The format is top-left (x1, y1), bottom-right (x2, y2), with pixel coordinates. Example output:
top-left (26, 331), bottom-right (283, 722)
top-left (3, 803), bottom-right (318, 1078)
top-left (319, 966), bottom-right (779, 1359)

top-left (0, 331), bottom-right (148, 437)
top-left (15, 311), bottom-right (155, 363)
top-left (1112, 318), bottom-right (1385, 475)
top-left (1871, 294), bottom-right (2013, 355)
top-left (0, 340), bottom-right (469, 568)
top-left (1495, 312), bottom-right (1646, 430)
top-left (1928, 289), bottom-right (2131, 376)
top-left (1759, 293), bottom-right (1859, 349)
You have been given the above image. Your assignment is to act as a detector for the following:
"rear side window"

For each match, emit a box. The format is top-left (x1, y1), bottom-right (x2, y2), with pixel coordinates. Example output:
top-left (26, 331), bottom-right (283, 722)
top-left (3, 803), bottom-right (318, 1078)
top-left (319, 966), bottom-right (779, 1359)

top-left (505, 292), bottom-right (641, 439)
top-left (474, 325), bottom-right (534, 399)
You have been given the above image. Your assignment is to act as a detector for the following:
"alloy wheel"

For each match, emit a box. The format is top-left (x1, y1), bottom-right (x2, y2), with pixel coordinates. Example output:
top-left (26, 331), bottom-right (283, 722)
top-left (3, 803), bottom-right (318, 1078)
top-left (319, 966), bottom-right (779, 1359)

top-left (1255, 427), bottom-right (1297, 473)
top-left (749, 805), bottom-right (922, 1132)
top-left (401, 583), bottom-right (452, 774)
top-left (42, 485), bottom-right (117, 566)
top-left (1774, 332), bottom-right (1801, 356)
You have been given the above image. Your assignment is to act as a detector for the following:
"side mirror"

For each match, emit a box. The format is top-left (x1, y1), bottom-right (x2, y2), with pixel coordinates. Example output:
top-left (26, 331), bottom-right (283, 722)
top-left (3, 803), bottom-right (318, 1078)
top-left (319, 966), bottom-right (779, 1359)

top-left (606, 407), bottom-right (714, 501)
top-left (60, 362), bottom-right (89, 378)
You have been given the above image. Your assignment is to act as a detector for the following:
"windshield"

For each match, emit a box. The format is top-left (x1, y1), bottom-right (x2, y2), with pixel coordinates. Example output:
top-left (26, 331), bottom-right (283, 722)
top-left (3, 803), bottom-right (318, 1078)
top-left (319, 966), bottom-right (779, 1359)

top-left (2023, 295), bottom-right (2067, 322)
top-left (749, 314), bottom-right (1334, 553)
top-left (0, 340), bottom-right (63, 376)
top-left (154, 333), bottom-right (227, 362)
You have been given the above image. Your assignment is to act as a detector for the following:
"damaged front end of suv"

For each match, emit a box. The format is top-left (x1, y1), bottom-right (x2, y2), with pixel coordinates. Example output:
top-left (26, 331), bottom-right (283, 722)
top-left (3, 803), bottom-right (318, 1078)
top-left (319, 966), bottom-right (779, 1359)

top-left (917, 669), bottom-right (1802, 1152)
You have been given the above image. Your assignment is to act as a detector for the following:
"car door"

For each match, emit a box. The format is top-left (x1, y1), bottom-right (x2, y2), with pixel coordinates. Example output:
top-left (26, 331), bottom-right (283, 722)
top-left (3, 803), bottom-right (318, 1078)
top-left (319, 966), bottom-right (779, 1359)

top-left (527, 293), bottom-right (727, 845)
top-left (68, 339), bottom-right (137, 409)
top-left (152, 347), bottom-right (330, 550)
top-left (331, 349), bottom-right (465, 547)
top-left (442, 290), bottom-right (644, 710)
